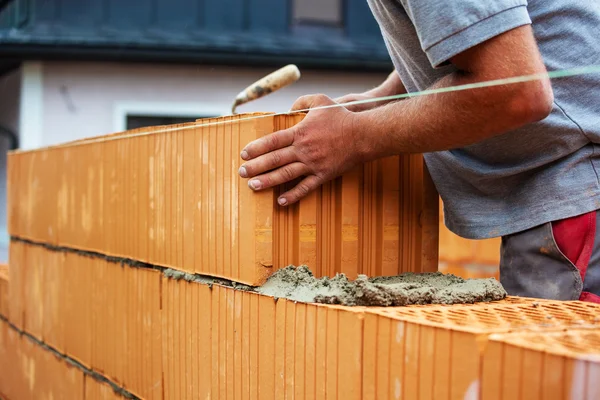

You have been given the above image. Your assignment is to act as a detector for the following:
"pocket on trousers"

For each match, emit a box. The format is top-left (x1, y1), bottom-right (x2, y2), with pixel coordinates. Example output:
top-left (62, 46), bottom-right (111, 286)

top-left (500, 221), bottom-right (583, 300)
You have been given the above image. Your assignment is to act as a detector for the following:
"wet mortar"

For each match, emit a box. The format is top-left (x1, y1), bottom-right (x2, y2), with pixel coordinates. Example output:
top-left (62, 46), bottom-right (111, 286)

top-left (256, 266), bottom-right (507, 306)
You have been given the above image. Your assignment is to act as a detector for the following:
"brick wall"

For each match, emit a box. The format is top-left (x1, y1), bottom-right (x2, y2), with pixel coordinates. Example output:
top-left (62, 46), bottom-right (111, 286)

top-left (2, 115), bottom-right (599, 399)
top-left (3, 242), bottom-right (600, 399)
top-left (439, 202), bottom-right (501, 280)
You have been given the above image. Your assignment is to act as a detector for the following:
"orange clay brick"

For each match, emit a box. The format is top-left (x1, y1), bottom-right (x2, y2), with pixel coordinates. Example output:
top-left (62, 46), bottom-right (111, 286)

top-left (438, 200), bottom-right (501, 270)
top-left (439, 262), bottom-right (500, 280)
top-left (367, 299), bottom-right (600, 399)
top-left (0, 264), bottom-right (8, 318)
top-left (472, 237), bottom-right (502, 266)
top-left (158, 276), bottom-right (367, 400)
top-left (44, 250), bottom-right (65, 352)
top-left (274, 293), bottom-right (286, 399)
top-left (7, 113), bottom-right (439, 285)
top-left (258, 294), bottom-right (277, 398)
top-left (8, 242), bottom-right (163, 400)
top-left (22, 244), bottom-right (45, 340)
top-left (7, 240), bottom-right (25, 330)
top-left (84, 375), bottom-right (123, 400)
top-left (0, 319), bottom-right (19, 399)
top-left (362, 312), bottom-right (379, 399)
top-left (0, 319), bottom-right (86, 400)
top-left (37, 340), bottom-right (86, 399)
top-left (64, 251), bottom-right (93, 368)
top-left (284, 300), bottom-right (295, 397)
top-left (482, 329), bottom-right (600, 400)
top-left (438, 229), bottom-right (476, 264)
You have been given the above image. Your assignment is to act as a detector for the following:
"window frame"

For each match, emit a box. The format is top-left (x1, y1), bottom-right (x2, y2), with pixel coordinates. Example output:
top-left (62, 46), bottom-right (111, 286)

top-left (112, 101), bottom-right (228, 132)
top-left (290, 0), bottom-right (345, 31)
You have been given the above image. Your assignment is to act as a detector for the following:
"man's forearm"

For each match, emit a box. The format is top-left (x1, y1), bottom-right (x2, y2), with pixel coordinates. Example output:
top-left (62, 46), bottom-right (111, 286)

top-left (353, 70), bottom-right (553, 159)
top-left (353, 25), bottom-right (554, 158)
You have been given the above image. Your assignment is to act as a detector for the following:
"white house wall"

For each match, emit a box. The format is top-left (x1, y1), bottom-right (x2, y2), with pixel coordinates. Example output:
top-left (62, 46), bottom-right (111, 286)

top-left (41, 61), bottom-right (388, 146)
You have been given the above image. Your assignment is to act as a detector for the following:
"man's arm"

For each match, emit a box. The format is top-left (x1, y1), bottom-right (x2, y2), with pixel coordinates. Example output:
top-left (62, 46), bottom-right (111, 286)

top-left (238, 25), bottom-right (554, 205)
top-left (353, 25), bottom-right (553, 156)
top-left (334, 71), bottom-right (407, 112)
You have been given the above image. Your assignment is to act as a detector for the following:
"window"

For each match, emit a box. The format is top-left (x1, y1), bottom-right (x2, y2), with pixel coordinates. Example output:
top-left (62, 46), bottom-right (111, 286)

top-left (292, 0), bottom-right (343, 27)
top-left (126, 115), bottom-right (215, 130)
top-left (292, 0), bottom-right (344, 37)
top-left (113, 101), bottom-right (228, 133)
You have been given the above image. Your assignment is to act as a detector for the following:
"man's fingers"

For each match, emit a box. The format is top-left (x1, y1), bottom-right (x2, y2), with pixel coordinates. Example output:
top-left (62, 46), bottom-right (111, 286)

top-left (277, 175), bottom-right (322, 206)
top-left (239, 147), bottom-right (297, 178)
top-left (241, 129), bottom-right (294, 160)
top-left (246, 162), bottom-right (309, 192)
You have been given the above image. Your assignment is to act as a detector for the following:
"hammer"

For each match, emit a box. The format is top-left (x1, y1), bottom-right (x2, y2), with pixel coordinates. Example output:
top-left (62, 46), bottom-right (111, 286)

top-left (231, 64), bottom-right (301, 114)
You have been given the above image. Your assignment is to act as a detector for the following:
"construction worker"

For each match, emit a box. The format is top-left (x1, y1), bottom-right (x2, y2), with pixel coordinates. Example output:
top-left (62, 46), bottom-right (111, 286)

top-left (237, 0), bottom-right (600, 303)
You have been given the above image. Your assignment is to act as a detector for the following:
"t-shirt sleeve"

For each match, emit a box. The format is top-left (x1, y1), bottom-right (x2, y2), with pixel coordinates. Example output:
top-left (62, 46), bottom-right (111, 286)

top-left (401, 0), bottom-right (532, 67)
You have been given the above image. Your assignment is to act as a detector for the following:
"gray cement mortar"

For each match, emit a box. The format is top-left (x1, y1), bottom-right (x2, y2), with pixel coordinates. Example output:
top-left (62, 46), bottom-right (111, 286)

top-left (256, 266), bottom-right (507, 306)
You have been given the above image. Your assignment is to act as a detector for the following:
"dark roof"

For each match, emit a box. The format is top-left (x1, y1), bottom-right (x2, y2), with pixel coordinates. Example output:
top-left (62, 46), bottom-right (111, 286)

top-left (0, 0), bottom-right (392, 72)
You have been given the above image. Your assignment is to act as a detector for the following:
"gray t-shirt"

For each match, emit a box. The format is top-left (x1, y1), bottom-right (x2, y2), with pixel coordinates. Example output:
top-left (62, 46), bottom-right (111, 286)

top-left (366, 0), bottom-right (600, 239)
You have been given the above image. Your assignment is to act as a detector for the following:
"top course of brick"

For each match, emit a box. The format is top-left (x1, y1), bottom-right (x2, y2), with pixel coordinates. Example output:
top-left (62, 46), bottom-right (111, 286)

top-left (7, 113), bottom-right (439, 286)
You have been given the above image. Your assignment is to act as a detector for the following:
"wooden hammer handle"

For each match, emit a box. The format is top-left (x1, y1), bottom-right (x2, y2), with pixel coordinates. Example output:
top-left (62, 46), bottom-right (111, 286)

top-left (232, 64), bottom-right (301, 113)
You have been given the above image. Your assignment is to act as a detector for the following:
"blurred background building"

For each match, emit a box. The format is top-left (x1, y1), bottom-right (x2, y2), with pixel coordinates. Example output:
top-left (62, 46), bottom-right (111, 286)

top-left (0, 0), bottom-right (500, 278)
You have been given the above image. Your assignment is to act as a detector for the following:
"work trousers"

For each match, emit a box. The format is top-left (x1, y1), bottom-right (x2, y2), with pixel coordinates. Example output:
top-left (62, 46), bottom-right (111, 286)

top-left (500, 209), bottom-right (600, 303)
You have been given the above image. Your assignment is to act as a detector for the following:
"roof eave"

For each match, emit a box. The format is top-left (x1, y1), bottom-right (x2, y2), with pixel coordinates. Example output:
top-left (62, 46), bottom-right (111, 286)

top-left (0, 42), bottom-right (393, 72)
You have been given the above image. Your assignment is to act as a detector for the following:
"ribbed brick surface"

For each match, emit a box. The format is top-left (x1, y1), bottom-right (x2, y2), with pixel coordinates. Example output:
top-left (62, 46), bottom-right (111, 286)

top-left (0, 320), bottom-right (85, 400)
top-left (7, 241), bottom-right (163, 400)
top-left (6, 115), bottom-right (600, 400)
top-left (84, 377), bottom-right (123, 400)
top-left (8, 113), bottom-right (439, 285)
top-left (439, 201), bottom-right (501, 279)
top-left (0, 264), bottom-right (7, 318)
top-left (372, 300), bottom-right (600, 333)
top-left (365, 300), bottom-right (600, 399)
top-left (482, 329), bottom-right (600, 400)
top-left (4, 242), bottom-right (600, 400)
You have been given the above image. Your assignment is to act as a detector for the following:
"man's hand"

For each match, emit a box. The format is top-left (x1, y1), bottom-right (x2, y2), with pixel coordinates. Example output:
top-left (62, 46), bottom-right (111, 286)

top-left (238, 94), bottom-right (366, 206)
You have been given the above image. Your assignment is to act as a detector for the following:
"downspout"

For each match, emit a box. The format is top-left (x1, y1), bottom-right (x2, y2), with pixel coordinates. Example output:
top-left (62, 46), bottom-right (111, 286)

top-left (0, 124), bottom-right (18, 150)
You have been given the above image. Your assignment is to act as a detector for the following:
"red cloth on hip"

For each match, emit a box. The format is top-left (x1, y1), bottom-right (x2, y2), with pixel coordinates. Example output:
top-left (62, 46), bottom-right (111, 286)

top-left (551, 211), bottom-right (600, 303)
